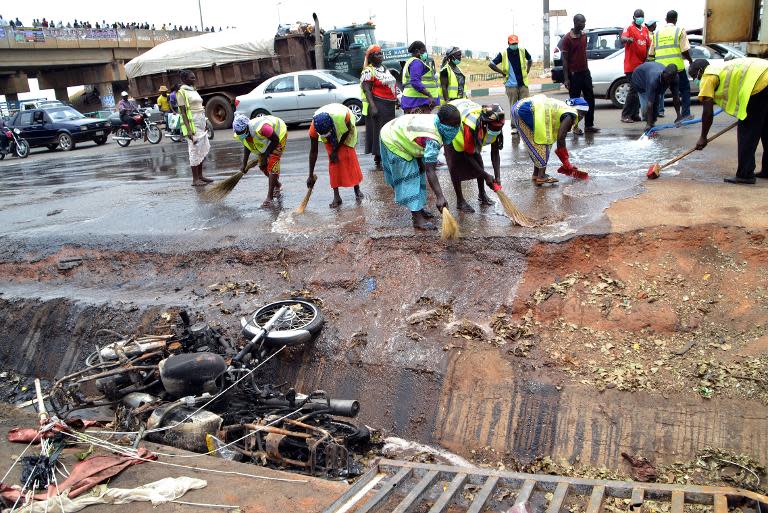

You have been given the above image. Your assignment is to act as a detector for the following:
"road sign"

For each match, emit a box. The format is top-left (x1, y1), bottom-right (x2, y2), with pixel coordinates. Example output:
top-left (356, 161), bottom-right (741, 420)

top-left (549, 9), bottom-right (568, 16)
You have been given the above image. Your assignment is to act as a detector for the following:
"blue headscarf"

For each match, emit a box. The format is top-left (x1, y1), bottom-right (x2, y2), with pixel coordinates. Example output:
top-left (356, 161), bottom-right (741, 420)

top-left (434, 116), bottom-right (460, 145)
top-left (232, 113), bottom-right (250, 136)
top-left (313, 112), bottom-right (338, 149)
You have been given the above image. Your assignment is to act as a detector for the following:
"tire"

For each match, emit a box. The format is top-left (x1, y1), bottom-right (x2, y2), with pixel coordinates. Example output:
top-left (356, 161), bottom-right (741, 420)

top-left (46, 144), bottom-right (58, 151)
top-left (147, 125), bottom-right (162, 144)
top-left (93, 135), bottom-right (108, 145)
top-left (58, 132), bottom-right (75, 151)
top-left (250, 109), bottom-right (269, 119)
top-left (15, 140), bottom-right (29, 158)
top-left (0, 153), bottom-right (4, 160)
top-left (170, 134), bottom-right (182, 143)
top-left (115, 128), bottom-right (131, 147)
top-left (344, 99), bottom-right (364, 126)
top-left (206, 119), bottom-right (215, 140)
top-left (241, 299), bottom-right (324, 346)
top-left (609, 78), bottom-right (630, 108)
top-left (205, 95), bottom-right (234, 130)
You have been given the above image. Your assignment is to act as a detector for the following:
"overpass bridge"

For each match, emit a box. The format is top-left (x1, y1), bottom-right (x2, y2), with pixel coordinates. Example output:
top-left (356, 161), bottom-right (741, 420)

top-left (0, 26), bottom-right (200, 109)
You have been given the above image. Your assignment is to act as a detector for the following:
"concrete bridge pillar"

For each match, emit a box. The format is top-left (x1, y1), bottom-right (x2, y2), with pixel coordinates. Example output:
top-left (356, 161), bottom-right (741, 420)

top-left (92, 82), bottom-right (117, 109)
top-left (54, 88), bottom-right (69, 102)
top-left (0, 73), bottom-right (30, 100)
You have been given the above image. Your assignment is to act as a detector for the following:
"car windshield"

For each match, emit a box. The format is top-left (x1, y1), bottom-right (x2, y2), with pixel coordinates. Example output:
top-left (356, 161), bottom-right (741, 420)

top-left (321, 70), bottom-right (358, 85)
top-left (47, 107), bottom-right (86, 121)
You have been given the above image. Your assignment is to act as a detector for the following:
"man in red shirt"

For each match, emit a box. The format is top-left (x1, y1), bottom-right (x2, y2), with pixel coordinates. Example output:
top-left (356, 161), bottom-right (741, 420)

top-left (561, 13), bottom-right (600, 134)
top-left (620, 9), bottom-right (651, 123)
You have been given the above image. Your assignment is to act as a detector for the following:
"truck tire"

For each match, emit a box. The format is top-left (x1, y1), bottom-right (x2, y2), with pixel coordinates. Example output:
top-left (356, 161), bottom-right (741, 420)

top-left (344, 100), bottom-right (364, 126)
top-left (205, 96), bottom-right (234, 130)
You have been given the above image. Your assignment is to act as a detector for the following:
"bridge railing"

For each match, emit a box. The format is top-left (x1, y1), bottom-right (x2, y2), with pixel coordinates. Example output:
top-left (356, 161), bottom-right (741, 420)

top-left (0, 26), bottom-right (202, 50)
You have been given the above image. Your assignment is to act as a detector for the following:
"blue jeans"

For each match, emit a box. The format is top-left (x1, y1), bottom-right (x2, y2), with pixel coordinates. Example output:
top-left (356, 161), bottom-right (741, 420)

top-left (678, 69), bottom-right (691, 117)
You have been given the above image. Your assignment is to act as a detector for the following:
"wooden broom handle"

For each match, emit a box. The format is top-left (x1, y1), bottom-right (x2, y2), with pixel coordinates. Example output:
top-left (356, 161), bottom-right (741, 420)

top-left (660, 121), bottom-right (738, 171)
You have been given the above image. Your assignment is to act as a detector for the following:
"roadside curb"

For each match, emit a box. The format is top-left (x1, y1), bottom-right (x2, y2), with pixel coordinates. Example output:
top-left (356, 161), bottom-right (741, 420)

top-left (469, 83), bottom-right (562, 98)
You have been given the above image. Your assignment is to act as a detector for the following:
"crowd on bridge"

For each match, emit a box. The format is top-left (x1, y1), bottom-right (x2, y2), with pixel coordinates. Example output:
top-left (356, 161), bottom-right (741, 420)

top-left (0, 15), bottom-right (223, 33)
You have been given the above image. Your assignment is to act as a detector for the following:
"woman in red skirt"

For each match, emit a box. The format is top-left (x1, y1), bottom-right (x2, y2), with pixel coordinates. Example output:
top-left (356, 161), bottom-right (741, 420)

top-left (307, 103), bottom-right (364, 208)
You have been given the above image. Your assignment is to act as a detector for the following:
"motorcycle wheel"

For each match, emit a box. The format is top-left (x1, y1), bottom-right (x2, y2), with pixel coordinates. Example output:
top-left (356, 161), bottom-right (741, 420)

top-left (14, 140), bottom-right (29, 158)
top-left (147, 125), bottom-right (162, 144)
top-left (242, 299), bottom-right (323, 346)
top-left (170, 134), bottom-right (182, 143)
top-left (115, 128), bottom-right (131, 147)
top-left (0, 152), bottom-right (4, 160)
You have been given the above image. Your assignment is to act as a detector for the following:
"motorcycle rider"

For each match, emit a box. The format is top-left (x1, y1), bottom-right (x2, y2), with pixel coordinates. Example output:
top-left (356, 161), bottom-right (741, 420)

top-left (0, 117), bottom-right (8, 153)
top-left (118, 91), bottom-right (137, 132)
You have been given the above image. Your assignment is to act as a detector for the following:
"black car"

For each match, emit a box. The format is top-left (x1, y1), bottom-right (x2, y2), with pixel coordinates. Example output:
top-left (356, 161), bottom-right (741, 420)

top-left (9, 106), bottom-right (111, 151)
top-left (551, 27), bottom-right (623, 83)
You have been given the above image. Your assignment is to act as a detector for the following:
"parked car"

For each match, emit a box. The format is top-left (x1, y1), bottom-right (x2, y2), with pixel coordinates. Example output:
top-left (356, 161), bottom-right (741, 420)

top-left (589, 36), bottom-right (745, 107)
top-left (552, 27), bottom-right (623, 83)
top-left (234, 70), bottom-right (364, 126)
top-left (8, 106), bottom-right (111, 151)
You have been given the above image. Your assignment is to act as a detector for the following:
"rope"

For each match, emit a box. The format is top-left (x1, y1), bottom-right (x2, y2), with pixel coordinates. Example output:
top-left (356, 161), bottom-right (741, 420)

top-left (84, 344), bottom-right (286, 436)
top-left (171, 500), bottom-right (239, 508)
top-left (1, 434), bottom-right (39, 483)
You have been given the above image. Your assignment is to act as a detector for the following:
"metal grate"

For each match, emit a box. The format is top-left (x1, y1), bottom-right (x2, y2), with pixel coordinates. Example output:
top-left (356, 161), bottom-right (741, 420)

top-left (323, 459), bottom-right (768, 513)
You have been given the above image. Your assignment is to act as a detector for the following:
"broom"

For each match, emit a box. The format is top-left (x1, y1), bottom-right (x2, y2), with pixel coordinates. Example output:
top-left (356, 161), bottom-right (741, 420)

top-left (295, 186), bottom-right (314, 214)
top-left (647, 121), bottom-right (737, 179)
top-left (441, 207), bottom-right (460, 240)
top-left (204, 158), bottom-right (260, 201)
top-left (492, 184), bottom-right (536, 227)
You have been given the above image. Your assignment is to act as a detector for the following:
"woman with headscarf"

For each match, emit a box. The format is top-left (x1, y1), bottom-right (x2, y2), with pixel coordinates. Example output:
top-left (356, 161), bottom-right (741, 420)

top-left (360, 44), bottom-right (398, 168)
top-left (445, 100), bottom-right (504, 211)
top-left (176, 69), bottom-right (212, 186)
top-left (401, 40), bottom-right (440, 114)
top-left (440, 47), bottom-right (466, 102)
top-left (307, 103), bottom-right (364, 208)
top-left (379, 104), bottom-right (461, 230)
top-left (232, 113), bottom-right (287, 207)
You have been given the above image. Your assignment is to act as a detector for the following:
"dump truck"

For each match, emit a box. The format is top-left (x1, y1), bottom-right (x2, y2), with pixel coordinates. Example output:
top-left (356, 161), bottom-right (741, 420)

top-left (703, 0), bottom-right (767, 56)
top-left (125, 15), bottom-right (398, 130)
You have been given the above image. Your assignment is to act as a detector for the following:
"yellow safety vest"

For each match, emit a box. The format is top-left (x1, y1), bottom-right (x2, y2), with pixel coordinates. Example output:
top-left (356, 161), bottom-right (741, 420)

top-left (402, 57), bottom-right (440, 100)
top-left (500, 46), bottom-right (529, 87)
top-left (313, 103), bottom-right (357, 148)
top-left (440, 64), bottom-right (463, 101)
top-left (704, 58), bottom-right (768, 120)
top-left (381, 114), bottom-right (442, 161)
top-left (654, 25), bottom-right (685, 71)
top-left (449, 98), bottom-right (482, 153)
top-left (177, 85), bottom-right (197, 136)
top-left (237, 115), bottom-right (287, 154)
top-left (360, 64), bottom-right (373, 116)
top-left (530, 94), bottom-right (577, 145)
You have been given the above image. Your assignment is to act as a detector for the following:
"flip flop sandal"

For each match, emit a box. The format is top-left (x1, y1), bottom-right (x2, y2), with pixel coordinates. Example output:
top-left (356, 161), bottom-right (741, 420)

top-left (534, 176), bottom-right (559, 185)
top-left (572, 126), bottom-right (584, 135)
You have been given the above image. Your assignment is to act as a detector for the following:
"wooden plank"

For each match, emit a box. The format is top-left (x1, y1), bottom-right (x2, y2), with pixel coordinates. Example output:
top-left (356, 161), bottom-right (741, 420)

top-left (427, 473), bottom-right (468, 513)
top-left (467, 476), bottom-right (500, 513)
top-left (354, 467), bottom-right (413, 513)
top-left (391, 470), bottom-right (440, 513)
top-left (586, 485), bottom-right (606, 513)
top-left (713, 494), bottom-right (728, 513)
top-left (515, 479), bottom-right (537, 505)
top-left (671, 490), bottom-right (685, 513)
top-left (546, 482), bottom-right (570, 513)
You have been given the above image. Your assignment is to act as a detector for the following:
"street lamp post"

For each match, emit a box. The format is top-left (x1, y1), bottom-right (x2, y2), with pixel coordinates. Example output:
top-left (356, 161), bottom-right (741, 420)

top-left (198, 0), bottom-right (204, 31)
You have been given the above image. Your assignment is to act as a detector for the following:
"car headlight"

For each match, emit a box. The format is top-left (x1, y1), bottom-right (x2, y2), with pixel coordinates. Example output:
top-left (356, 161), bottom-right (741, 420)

top-left (13, 128), bottom-right (20, 135)
top-left (81, 126), bottom-right (87, 131)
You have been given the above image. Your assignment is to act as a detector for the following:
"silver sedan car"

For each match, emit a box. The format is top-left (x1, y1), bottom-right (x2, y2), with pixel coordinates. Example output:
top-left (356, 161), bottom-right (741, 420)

top-left (234, 69), bottom-right (364, 126)
top-left (589, 37), bottom-right (745, 107)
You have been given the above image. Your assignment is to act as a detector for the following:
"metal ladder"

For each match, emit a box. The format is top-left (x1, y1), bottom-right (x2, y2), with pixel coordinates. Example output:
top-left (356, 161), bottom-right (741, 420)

top-left (323, 458), bottom-right (768, 513)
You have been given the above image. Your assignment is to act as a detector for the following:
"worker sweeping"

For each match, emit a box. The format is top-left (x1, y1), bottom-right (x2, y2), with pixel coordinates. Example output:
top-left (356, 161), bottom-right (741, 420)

top-left (307, 103), bottom-right (364, 208)
top-left (232, 113), bottom-right (287, 207)
top-left (510, 95), bottom-right (590, 185)
top-left (445, 99), bottom-right (503, 212)
top-left (688, 57), bottom-right (768, 184)
top-left (380, 104), bottom-right (461, 230)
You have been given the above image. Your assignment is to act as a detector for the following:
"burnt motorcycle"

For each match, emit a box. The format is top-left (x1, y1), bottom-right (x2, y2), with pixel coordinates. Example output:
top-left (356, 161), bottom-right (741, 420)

top-left (0, 126), bottom-right (30, 159)
top-left (110, 108), bottom-right (162, 147)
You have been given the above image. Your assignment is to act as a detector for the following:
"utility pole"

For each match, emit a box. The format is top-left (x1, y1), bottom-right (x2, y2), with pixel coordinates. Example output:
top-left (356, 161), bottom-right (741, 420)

top-left (405, 0), bottom-right (409, 43)
top-left (543, 0), bottom-right (550, 68)
top-left (198, 0), bottom-right (204, 31)
top-left (422, 1), bottom-right (426, 45)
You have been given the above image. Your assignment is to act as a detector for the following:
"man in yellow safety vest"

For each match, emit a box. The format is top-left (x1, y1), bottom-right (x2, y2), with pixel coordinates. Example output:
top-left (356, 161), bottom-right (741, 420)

top-left (489, 34), bottom-right (532, 135)
top-left (689, 58), bottom-right (768, 185)
top-left (650, 10), bottom-right (693, 120)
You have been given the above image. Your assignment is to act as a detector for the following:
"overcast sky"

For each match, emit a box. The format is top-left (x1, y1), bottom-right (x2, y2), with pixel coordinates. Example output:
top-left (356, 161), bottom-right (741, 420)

top-left (6, 0), bottom-right (708, 59)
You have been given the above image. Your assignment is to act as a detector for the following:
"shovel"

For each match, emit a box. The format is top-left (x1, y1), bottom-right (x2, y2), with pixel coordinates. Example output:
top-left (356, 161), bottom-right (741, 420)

top-left (646, 121), bottom-right (738, 179)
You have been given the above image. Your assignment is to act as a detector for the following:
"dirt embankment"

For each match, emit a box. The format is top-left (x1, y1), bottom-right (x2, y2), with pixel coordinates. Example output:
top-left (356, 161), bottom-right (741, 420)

top-left (0, 224), bottom-right (766, 471)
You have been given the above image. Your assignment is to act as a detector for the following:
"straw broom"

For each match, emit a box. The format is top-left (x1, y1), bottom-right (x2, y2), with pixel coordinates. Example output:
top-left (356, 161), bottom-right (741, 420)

top-left (441, 207), bottom-right (460, 240)
top-left (295, 186), bottom-right (314, 214)
top-left (204, 158), bottom-right (260, 201)
top-left (493, 185), bottom-right (536, 227)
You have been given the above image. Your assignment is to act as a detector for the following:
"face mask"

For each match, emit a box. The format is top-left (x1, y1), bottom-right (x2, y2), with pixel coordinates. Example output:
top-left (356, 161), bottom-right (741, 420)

top-left (487, 129), bottom-right (502, 137)
top-left (435, 118), bottom-right (460, 144)
top-left (420, 52), bottom-right (429, 61)
top-left (237, 133), bottom-right (248, 141)
top-left (693, 79), bottom-right (701, 87)
top-left (451, 58), bottom-right (460, 65)
top-left (508, 44), bottom-right (518, 51)
top-left (635, 17), bottom-right (644, 25)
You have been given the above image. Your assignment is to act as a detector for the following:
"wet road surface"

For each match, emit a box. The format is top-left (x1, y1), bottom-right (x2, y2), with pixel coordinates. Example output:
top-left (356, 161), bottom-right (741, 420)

top-left (0, 95), bottom-right (738, 250)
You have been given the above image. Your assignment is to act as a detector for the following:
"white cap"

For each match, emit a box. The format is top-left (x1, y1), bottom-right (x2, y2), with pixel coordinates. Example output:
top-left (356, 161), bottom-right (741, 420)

top-left (121, 91), bottom-right (129, 97)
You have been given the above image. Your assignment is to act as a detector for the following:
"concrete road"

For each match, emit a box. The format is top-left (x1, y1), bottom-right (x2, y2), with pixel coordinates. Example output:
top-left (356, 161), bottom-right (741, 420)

top-left (0, 93), bottom-right (756, 252)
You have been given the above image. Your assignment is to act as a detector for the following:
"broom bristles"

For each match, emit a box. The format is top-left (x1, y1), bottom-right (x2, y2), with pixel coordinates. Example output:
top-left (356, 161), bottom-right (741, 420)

top-left (646, 163), bottom-right (661, 179)
top-left (295, 187), bottom-right (313, 214)
top-left (203, 171), bottom-right (245, 201)
top-left (495, 190), bottom-right (536, 227)
top-left (441, 207), bottom-right (460, 240)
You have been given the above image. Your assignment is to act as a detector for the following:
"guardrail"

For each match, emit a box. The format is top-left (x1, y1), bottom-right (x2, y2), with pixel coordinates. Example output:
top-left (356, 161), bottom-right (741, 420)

top-left (469, 72), bottom-right (503, 82)
top-left (0, 26), bottom-right (202, 50)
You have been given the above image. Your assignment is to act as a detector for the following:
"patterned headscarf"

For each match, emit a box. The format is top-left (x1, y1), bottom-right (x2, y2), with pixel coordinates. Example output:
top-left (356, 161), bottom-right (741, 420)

top-left (313, 112), bottom-right (338, 149)
top-left (480, 104), bottom-right (505, 130)
top-left (363, 44), bottom-right (382, 68)
top-left (232, 113), bottom-right (250, 134)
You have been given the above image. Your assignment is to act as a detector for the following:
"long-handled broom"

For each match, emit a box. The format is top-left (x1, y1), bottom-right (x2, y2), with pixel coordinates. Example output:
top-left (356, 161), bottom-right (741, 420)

top-left (647, 121), bottom-right (737, 179)
top-left (295, 186), bottom-right (314, 214)
top-left (441, 207), bottom-right (460, 240)
top-left (204, 158), bottom-right (260, 201)
top-left (492, 184), bottom-right (536, 227)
